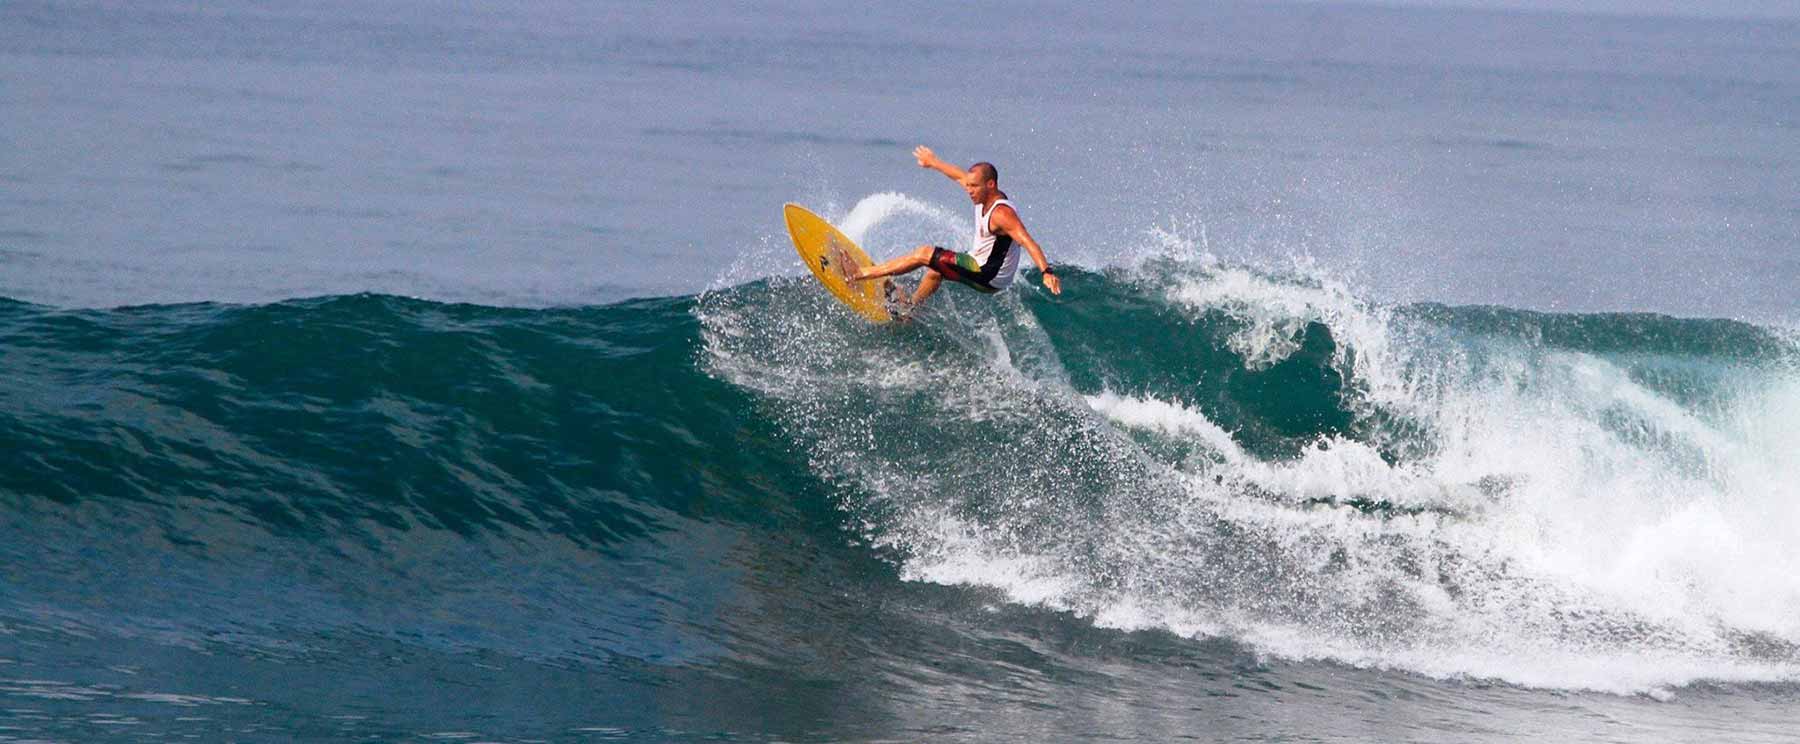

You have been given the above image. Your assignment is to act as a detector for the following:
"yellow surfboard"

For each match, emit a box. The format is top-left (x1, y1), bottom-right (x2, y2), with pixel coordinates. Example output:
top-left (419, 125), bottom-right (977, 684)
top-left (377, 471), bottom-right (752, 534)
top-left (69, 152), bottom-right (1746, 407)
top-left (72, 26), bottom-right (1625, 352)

top-left (783, 203), bottom-right (895, 324)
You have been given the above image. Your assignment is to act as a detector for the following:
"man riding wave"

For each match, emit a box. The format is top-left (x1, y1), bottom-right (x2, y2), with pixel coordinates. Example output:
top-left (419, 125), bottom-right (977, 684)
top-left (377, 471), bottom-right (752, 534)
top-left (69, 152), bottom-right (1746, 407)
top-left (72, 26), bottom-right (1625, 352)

top-left (847, 146), bottom-right (1061, 310)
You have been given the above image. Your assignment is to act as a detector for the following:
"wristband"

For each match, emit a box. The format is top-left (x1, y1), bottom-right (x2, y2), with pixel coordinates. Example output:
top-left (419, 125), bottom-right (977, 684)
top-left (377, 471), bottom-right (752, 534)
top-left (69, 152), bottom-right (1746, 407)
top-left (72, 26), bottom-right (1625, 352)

top-left (1041, 266), bottom-right (1055, 276)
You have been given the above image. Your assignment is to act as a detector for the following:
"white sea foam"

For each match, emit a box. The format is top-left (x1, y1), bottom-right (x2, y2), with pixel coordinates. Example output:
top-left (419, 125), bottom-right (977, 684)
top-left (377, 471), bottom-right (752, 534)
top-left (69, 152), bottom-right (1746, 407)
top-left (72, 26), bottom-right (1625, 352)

top-left (1084, 391), bottom-right (1245, 463)
top-left (1180, 260), bottom-right (1797, 675)
top-left (703, 195), bottom-right (1800, 695)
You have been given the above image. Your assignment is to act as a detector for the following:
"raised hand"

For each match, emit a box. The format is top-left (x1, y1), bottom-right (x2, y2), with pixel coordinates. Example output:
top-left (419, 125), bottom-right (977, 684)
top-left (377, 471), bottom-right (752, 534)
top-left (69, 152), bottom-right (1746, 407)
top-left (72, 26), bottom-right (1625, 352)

top-left (913, 145), bottom-right (937, 169)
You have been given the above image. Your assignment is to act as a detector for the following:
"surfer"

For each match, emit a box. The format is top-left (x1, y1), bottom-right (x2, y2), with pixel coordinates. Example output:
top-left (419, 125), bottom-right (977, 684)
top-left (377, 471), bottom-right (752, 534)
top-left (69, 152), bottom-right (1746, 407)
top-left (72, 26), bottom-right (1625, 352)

top-left (846, 146), bottom-right (1061, 309)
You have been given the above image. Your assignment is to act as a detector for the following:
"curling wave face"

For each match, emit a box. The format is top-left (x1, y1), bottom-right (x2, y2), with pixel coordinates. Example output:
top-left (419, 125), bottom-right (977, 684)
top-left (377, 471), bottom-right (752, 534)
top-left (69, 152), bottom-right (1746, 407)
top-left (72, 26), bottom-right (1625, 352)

top-left (700, 234), bottom-right (1800, 696)
top-left (3, 246), bottom-right (1798, 704)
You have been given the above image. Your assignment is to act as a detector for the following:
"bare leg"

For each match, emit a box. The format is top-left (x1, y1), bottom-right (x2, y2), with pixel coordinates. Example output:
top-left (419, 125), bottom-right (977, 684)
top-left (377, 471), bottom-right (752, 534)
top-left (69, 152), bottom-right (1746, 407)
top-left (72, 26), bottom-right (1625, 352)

top-left (911, 269), bottom-right (944, 307)
top-left (853, 245), bottom-right (935, 282)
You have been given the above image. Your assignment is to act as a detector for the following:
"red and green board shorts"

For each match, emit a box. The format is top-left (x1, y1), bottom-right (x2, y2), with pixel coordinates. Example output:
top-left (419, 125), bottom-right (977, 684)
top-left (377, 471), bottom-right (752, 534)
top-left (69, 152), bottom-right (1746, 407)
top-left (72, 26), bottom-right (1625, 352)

top-left (928, 246), bottom-right (1002, 293)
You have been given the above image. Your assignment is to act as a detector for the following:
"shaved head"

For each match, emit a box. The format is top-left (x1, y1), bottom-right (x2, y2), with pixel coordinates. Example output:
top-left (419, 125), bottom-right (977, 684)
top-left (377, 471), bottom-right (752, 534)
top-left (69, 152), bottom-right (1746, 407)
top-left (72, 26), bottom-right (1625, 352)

top-left (970, 162), bottom-right (998, 184)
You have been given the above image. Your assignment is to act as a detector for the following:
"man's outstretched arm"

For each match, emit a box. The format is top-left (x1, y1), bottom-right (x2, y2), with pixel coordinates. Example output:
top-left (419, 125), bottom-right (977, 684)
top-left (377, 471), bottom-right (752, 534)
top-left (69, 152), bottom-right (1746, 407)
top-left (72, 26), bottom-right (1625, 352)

top-left (988, 206), bottom-right (1062, 295)
top-left (913, 146), bottom-right (966, 182)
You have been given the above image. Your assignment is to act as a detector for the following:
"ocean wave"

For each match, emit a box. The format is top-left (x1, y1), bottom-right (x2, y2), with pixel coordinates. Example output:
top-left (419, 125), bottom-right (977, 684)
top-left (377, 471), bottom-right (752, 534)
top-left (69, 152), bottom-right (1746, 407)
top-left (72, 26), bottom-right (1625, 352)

top-left (4, 238), bottom-right (1798, 695)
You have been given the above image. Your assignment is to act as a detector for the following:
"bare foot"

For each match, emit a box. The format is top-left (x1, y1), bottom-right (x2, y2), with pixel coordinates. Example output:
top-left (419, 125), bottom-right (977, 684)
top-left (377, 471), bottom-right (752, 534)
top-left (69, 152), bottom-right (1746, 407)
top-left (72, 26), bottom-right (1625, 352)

top-left (882, 280), bottom-right (917, 321)
top-left (829, 246), bottom-right (860, 282)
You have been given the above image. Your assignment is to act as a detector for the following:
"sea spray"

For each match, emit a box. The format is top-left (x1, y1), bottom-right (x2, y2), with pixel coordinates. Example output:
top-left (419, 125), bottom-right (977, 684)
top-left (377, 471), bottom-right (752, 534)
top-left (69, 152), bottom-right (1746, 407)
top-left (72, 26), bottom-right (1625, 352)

top-left (698, 198), bottom-right (1800, 694)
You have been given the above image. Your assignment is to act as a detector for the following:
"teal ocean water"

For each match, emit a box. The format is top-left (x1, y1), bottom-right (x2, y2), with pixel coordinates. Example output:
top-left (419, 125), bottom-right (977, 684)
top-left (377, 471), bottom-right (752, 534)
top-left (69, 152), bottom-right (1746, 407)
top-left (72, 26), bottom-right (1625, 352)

top-left (4, 1), bottom-right (1799, 741)
top-left (5, 264), bottom-right (1800, 740)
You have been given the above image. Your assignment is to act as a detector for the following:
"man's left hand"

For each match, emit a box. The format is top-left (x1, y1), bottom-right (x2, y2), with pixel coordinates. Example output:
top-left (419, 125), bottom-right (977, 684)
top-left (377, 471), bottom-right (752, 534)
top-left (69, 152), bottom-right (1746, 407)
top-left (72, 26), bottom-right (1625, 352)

top-left (1042, 273), bottom-right (1062, 295)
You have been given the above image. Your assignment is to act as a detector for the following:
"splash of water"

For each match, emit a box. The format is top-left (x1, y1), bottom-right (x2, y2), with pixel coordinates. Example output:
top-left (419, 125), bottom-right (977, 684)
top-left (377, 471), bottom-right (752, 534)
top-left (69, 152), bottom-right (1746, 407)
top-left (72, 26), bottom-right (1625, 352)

top-left (699, 193), bottom-right (1800, 696)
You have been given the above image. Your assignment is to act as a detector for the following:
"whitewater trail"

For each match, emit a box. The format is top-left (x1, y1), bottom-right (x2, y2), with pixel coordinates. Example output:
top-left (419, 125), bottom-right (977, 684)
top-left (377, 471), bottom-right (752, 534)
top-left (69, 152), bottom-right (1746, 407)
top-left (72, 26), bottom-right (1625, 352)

top-left (698, 192), bottom-right (1800, 697)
